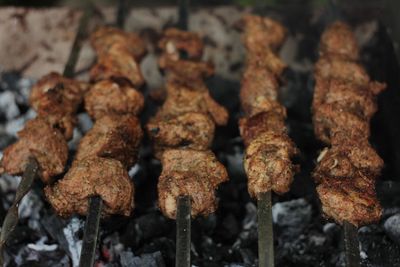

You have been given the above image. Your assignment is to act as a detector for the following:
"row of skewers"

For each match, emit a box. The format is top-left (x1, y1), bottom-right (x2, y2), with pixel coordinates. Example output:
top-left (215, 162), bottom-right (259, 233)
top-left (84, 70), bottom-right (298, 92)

top-left (0, 10), bottom-right (386, 267)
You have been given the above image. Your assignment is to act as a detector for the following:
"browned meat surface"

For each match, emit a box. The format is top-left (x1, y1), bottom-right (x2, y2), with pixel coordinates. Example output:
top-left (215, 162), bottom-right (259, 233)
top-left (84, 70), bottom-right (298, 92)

top-left (319, 21), bottom-right (359, 60)
top-left (244, 132), bottom-right (298, 197)
top-left (155, 82), bottom-right (228, 126)
top-left (90, 26), bottom-right (147, 61)
top-left (147, 112), bottom-right (215, 157)
top-left (159, 57), bottom-right (214, 89)
top-left (312, 21), bottom-right (385, 226)
top-left (158, 28), bottom-right (204, 61)
top-left (45, 156), bottom-right (134, 217)
top-left (239, 111), bottom-right (286, 146)
top-left (157, 149), bottom-right (228, 218)
top-left (313, 104), bottom-right (370, 144)
top-left (246, 46), bottom-right (287, 76)
top-left (239, 14), bottom-right (286, 51)
top-left (90, 43), bottom-right (145, 87)
top-left (240, 65), bottom-right (281, 116)
top-left (317, 176), bottom-right (382, 227)
top-left (1, 118), bottom-right (68, 183)
top-left (315, 57), bottom-right (370, 86)
top-left (84, 80), bottom-right (144, 120)
top-left (29, 72), bottom-right (87, 139)
top-left (75, 115), bottom-right (142, 168)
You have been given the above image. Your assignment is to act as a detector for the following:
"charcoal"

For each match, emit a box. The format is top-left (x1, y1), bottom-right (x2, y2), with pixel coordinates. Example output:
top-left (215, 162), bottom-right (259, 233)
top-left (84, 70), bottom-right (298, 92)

top-left (272, 198), bottom-right (312, 234)
top-left (383, 213), bottom-right (400, 244)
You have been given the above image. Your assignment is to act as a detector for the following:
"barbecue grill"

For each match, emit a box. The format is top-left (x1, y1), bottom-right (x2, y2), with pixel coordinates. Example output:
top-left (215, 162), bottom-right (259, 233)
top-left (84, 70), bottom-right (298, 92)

top-left (0, 1), bottom-right (399, 266)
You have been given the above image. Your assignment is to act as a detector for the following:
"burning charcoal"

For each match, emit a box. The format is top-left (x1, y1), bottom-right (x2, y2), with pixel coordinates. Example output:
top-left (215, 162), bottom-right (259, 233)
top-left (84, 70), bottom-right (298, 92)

top-left (383, 213), bottom-right (400, 245)
top-left (272, 198), bottom-right (312, 232)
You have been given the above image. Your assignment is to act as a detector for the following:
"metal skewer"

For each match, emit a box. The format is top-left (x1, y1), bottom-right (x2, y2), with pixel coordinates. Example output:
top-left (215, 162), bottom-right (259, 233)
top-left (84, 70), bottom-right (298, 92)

top-left (0, 5), bottom-right (92, 265)
top-left (174, 1), bottom-right (191, 267)
top-left (257, 191), bottom-right (274, 267)
top-left (343, 221), bottom-right (361, 267)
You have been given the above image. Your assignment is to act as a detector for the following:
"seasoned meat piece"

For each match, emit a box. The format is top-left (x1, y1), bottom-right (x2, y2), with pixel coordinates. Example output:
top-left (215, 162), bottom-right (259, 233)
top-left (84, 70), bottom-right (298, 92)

top-left (317, 175), bottom-right (382, 226)
top-left (45, 157), bottom-right (134, 217)
top-left (320, 21), bottom-right (359, 60)
top-left (84, 80), bottom-right (144, 120)
top-left (158, 171), bottom-right (216, 219)
top-left (239, 111), bottom-right (286, 146)
top-left (244, 132), bottom-right (298, 197)
top-left (313, 104), bottom-right (370, 144)
top-left (159, 57), bottom-right (214, 89)
top-left (160, 149), bottom-right (228, 188)
top-left (75, 115), bottom-right (143, 168)
top-left (90, 26), bottom-right (147, 60)
top-left (1, 118), bottom-right (68, 183)
top-left (313, 78), bottom-right (379, 118)
top-left (30, 72), bottom-right (87, 139)
top-left (240, 66), bottom-right (282, 116)
top-left (246, 47), bottom-right (286, 76)
top-left (158, 28), bottom-right (204, 61)
top-left (157, 149), bottom-right (228, 218)
top-left (147, 112), bottom-right (215, 157)
top-left (90, 43), bottom-right (144, 87)
top-left (155, 82), bottom-right (228, 126)
top-left (315, 57), bottom-right (370, 86)
top-left (239, 15), bottom-right (286, 51)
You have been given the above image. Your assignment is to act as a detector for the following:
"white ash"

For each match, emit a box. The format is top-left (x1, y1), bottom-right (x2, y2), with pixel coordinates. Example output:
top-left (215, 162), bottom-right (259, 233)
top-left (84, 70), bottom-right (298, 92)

top-left (383, 213), bottom-right (400, 244)
top-left (360, 250), bottom-right (368, 260)
top-left (27, 236), bottom-right (58, 252)
top-left (323, 223), bottom-right (337, 233)
top-left (309, 235), bottom-right (326, 246)
top-left (16, 77), bottom-right (35, 104)
top-left (0, 91), bottom-right (20, 120)
top-left (19, 190), bottom-right (43, 230)
top-left (129, 164), bottom-right (140, 178)
top-left (0, 174), bottom-right (21, 209)
top-left (225, 145), bottom-right (245, 176)
top-left (272, 198), bottom-right (312, 229)
top-left (63, 217), bottom-right (84, 267)
top-left (77, 112), bottom-right (93, 133)
top-left (4, 108), bottom-right (36, 137)
top-left (242, 202), bottom-right (257, 230)
top-left (68, 128), bottom-right (83, 151)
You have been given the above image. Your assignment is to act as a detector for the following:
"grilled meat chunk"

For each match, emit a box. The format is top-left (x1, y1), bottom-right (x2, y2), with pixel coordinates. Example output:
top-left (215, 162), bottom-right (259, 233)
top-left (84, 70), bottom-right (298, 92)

top-left (315, 57), bottom-right (370, 86)
top-left (158, 28), bottom-right (204, 61)
top-left (313, 104), bottom-right (370, 144)
top-left (239, 15), bottom-right (286, 51)
top-left (246, 47), bottom-right (287, 76)
top-left (155, 82), bottom-right (228, 126)
top-left (1, 118), bottom-right (68, 183)
top-left (90, 42), bottom-right (145, 87)
top-left (90, 26), bottom-right (147, 61)
top-left (45, 156), bottom-right (134, 217)
top-left (159, 57), bottom-right (214, 89)
top-left (147, 112), bottom-right (215, 157)
top-left (244, 132), bottom-right (298, 197)
top-left (30, 72), bottom-right (87, 139)
top-left (75, 115), bottom-right (143, 168)
top-left (317, 175), bottom-right (382, 226)
top-left (84, 80), bottom-right (144, 120)
top-left (239, 111), bottom-right (286, 146)
top-left (157, 149), bottom-right (228, 218)
top-left (319, 21), bottom-right (359, 60)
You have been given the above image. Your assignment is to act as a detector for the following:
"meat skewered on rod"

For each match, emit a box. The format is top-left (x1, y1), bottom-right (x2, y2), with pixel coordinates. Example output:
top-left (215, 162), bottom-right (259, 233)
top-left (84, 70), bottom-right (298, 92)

top-left (146, 27), bottom-right (229, 267)
top-left (0, 6), bottom-right (93, 265)
top-left (237, 15), bottom-right (299, 267)
top-left (312, 21), bottom-right (386, 267)
top-left (43, 23), bottom-right (147, 266)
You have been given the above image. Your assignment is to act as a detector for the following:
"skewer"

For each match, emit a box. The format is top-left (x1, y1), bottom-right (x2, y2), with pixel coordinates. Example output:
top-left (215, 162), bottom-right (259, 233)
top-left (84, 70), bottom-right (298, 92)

top-left (78, 1), bottom-right (129, 266)
top-left (257, 191), bottom-right (274, 267)
top-left (176, 196), bottom-right (191, 267)
top-left (0, 5), bottom-right (93, 265)
top-left (174, 1), bottom-right (191, 267)
top-left (343, 221), bottom-right (361, 267)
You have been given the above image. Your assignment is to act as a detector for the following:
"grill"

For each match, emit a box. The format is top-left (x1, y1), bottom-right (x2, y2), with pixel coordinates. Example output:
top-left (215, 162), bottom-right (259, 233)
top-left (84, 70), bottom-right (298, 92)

top-left (0, 1), bottom-right (399, 267)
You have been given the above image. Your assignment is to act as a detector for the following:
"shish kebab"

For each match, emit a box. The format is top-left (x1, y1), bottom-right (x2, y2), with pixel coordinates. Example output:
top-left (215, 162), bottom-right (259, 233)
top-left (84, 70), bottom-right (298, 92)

top-left (146, 29), bottom-right (229, 266)
top-left (0, 7), bottom-right (93, 264)
top-left (238, 15), bottom-right (299, 267)
top-left (312, 22), bottom-right (385, 266)
top-left (43, 26), bottom-right (147, 266)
